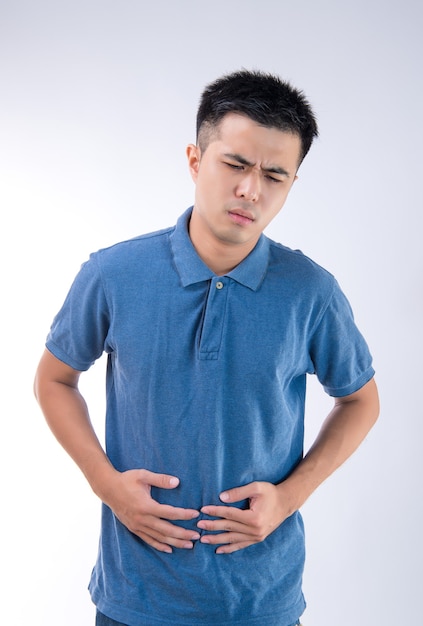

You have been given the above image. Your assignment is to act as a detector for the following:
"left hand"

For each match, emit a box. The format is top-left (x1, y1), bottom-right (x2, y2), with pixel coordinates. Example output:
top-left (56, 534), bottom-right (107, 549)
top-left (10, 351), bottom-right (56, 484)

top-left (197, 481), bottom-right (292, 554)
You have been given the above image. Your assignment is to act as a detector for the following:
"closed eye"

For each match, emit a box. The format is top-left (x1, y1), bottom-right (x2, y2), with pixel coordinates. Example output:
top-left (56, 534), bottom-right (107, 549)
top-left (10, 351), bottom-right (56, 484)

top-left (265, 174), bottom-right (283, 183)
top-left (224, 160), bottom-right (285, 182)
top-left (225, 162), bottom-right (244, 170)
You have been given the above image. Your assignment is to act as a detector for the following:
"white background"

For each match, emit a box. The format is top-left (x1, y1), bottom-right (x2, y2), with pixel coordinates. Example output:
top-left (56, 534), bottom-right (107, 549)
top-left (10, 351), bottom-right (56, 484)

top-left (1, 1), bottom-right (422, 624)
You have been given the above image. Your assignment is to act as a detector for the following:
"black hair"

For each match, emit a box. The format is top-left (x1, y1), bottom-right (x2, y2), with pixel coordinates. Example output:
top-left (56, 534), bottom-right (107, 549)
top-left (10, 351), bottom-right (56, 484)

top-left (196, 69), bottom-right (318, 164)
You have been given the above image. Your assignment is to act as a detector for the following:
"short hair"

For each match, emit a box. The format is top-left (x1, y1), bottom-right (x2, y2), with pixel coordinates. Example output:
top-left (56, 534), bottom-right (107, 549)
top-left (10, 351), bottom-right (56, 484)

top-left (196, 69), bottom-right (318, 164)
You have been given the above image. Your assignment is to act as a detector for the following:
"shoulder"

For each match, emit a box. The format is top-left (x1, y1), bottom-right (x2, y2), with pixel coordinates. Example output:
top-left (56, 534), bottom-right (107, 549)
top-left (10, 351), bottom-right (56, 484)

top-left (98, 225), bottom-right (174, 259)
top-left (267, 238), bottom-right (335, 292)
top-left (86, 225), bottom-right (175, 276)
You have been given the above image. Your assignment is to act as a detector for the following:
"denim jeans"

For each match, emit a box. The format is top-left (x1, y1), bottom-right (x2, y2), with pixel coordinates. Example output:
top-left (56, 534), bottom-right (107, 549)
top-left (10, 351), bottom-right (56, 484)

top-left (96, 610), bottom-right (301, 626)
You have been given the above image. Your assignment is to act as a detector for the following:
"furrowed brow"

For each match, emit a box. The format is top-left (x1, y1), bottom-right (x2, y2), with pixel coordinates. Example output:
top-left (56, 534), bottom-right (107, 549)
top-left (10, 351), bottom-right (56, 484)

top-left (223, 153), bottom-right (290, 178)
top-left (223, 153), bottom-right (254, 167)
top-left (262, 165), bottom-right (290, 177)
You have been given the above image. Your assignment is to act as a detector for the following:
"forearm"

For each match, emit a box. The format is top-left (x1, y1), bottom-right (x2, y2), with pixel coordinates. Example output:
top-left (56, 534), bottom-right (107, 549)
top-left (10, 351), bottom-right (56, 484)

top-left (34, 367), bottom-right (117, 499)
top-left (279, 378), bottom-right (379, 515)
top-left (34, 350), bottom-right (201, 552)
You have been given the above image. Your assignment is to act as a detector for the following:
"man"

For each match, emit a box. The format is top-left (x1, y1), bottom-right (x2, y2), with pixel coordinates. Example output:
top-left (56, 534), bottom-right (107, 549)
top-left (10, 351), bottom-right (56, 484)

top-left (34, 70), bottom-right (379, 626)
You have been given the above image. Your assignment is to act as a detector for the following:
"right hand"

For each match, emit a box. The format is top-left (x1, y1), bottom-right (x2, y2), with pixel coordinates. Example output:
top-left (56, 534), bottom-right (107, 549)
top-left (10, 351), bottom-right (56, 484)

top-left (103, 469), bottom-right (200, 553)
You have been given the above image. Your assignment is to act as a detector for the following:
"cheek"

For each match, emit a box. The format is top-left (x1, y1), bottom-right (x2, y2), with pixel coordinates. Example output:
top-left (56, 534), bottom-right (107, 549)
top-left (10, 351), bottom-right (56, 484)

top-left (273, 186), bottom-right (291, 206)
top-left (263, 194), bottom-right (287, 220)
top-left (195, 175), bottom-right (221, 212)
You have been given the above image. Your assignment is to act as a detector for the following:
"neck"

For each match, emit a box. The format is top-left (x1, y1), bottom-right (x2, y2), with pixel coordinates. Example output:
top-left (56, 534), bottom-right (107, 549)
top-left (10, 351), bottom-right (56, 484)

top-left (188, 214), bottom-right (257, 275)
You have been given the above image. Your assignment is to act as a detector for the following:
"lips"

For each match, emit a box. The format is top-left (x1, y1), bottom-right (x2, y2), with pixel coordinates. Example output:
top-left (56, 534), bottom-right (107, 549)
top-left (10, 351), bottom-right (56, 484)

top-left (227, 208), bottom-right (255, 225)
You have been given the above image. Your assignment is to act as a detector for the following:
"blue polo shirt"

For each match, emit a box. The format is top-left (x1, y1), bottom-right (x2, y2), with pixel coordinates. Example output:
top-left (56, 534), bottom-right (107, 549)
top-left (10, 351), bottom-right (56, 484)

top-left (46, 207), bottom-right (374, 626)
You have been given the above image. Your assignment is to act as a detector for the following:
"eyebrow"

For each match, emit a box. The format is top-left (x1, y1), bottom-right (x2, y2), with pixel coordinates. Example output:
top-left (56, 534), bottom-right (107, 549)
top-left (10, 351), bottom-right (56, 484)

top-left (223, 152), bottom-right (291, 178)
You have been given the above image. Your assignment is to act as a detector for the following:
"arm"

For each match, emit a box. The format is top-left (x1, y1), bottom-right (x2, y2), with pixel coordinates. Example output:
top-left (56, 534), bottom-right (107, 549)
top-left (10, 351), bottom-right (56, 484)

top-left (198, 377), bottom-right (379, 553)
top-left (34, 349), bottom-right (200, 553)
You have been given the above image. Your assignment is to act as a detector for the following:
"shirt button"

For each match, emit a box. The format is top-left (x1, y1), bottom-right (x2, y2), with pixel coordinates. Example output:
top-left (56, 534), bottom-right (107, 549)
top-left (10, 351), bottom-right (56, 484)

top-left (216, 281), bottom-right (224, 290)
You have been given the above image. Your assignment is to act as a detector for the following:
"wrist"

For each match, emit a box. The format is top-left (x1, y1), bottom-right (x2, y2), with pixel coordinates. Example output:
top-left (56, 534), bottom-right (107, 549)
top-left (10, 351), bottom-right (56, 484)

top-left (82, 455), bottom-right (120, 504)
top-left (276, 471), bottom-right (313, 516)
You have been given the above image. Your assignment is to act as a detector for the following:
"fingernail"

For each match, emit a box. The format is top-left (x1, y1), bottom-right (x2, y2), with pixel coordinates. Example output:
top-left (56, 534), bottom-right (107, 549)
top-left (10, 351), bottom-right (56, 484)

top-left (183, 542), bottom-right (194, 549)
top-left (191, 533), bottom-right (200, 540)
top-left (169, 477), bottom-right (179, 487)
top-left (220, 491), bottom-right (229, 501)
top-left (200, 536), bottom-right (210, 544)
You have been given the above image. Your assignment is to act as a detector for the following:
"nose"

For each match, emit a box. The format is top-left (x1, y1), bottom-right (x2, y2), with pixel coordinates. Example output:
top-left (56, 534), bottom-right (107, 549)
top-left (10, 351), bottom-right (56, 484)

top-left (236, 171), bottom-right (260, 202)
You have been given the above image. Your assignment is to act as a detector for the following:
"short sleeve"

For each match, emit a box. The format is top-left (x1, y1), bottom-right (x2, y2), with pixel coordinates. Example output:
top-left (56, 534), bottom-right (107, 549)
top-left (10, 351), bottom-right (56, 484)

top-left (46, 253), bottom-right (110, 371)
top-left (309, 280), bottom-right (375, 397)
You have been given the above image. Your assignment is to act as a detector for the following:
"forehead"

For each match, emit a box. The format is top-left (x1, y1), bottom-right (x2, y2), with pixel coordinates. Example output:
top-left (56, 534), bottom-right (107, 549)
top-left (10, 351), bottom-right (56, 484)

top-left (210, 113), bottom-right (302, 166)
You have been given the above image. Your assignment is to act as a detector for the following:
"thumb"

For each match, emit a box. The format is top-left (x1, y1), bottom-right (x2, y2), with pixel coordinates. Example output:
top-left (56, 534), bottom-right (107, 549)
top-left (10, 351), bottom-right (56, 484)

top-left (137, 469), bottom-right (180, 490)
top-left (220, 482), bottom-right (259, 504)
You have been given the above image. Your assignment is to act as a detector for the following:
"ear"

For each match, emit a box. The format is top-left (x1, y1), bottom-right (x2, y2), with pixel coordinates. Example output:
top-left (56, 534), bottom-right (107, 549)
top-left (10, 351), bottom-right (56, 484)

top-left (186, 144), bottom-right (201, 182)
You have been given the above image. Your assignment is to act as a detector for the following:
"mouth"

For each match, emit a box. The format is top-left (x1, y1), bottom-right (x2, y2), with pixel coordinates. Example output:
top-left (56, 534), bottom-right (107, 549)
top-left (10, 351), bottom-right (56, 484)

top-left (227, 209), bottom-right (255, 226)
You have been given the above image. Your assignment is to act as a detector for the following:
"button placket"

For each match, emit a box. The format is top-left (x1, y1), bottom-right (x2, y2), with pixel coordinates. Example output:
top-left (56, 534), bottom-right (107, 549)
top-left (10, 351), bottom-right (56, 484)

top-left (198, 278), bottom-right (228, 359)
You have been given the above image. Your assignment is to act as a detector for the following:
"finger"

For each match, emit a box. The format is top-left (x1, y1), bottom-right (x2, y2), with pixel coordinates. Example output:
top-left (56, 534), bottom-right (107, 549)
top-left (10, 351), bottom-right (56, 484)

top-left (141, 530), bottom-right (199, 551)
top-left (136, 470), bottom-right (200, 519)
top-left (219, 482), bottom-right (262, 504)
top-left (216, 541), bottom-right (253, 554)
top-left (133, 514), bottom-right (200, 540)
top-left (200, 531), bottom-right (254, 548)
top-left (197, 518), bottom-right (247, 533)
top-left (153, 502), bottom-right (200, 520)
top-left (137, 533), bottom-right (174, 554)
top-left (137, 469), bottom-right (181, 490)
top-left (200, 504), bottom-right (251, 522)
top-left (137, 531), bottom-right (198, 553)
top-left (133, 518), bottom-right (201, 549)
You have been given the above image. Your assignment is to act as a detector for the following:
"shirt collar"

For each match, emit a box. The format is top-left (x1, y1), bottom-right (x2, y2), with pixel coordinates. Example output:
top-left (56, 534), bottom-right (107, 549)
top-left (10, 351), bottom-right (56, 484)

top-left (170, 207), bottom-right (270, 291)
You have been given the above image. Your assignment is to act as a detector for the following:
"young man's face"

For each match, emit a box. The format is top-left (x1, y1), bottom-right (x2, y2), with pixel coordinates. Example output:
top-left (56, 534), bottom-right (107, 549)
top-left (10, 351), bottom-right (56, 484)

top-left (187, 113), bottom-right (302, 260)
